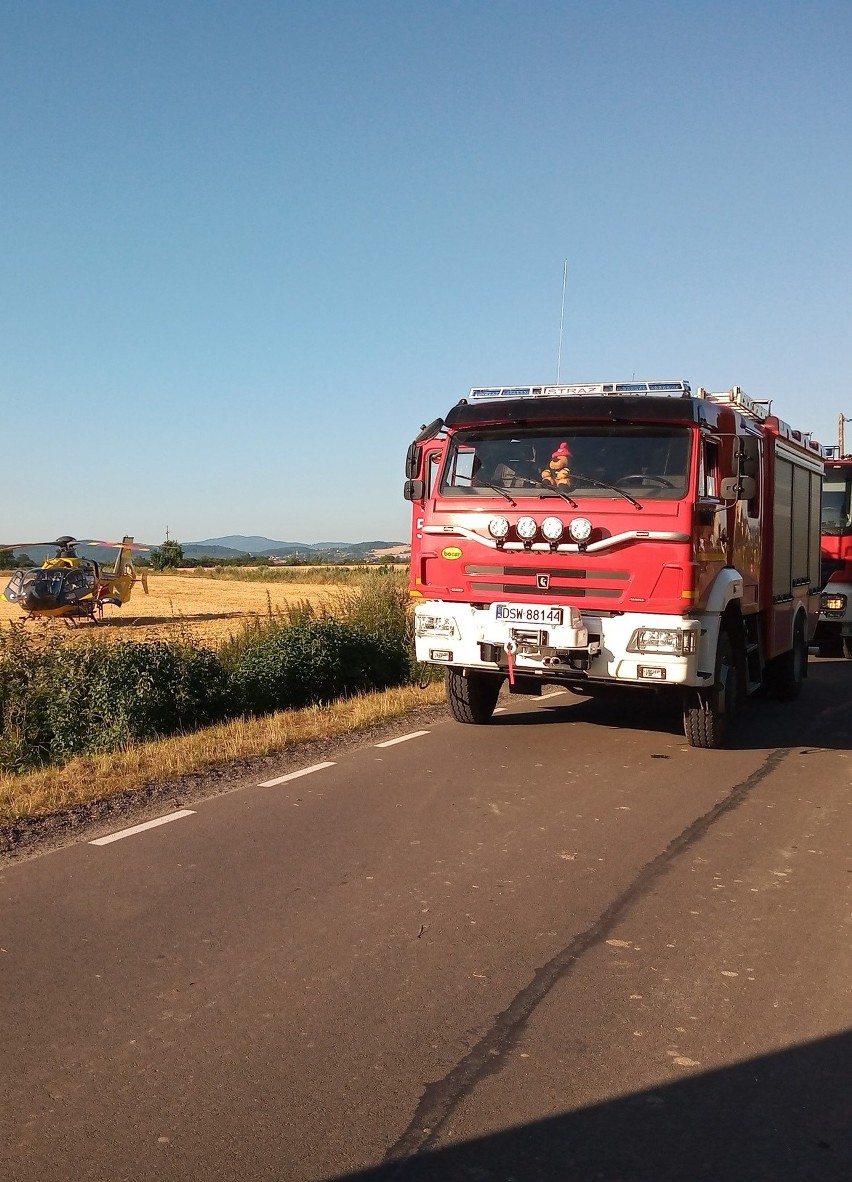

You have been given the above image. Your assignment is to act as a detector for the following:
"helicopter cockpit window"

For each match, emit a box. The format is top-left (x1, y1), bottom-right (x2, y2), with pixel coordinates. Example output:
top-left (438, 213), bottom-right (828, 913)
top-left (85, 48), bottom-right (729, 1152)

top-left (59, 569), bottom-right (90, 601)
top-left (42, 572), bottom-right (65, 595)
top-left (22, 569), bottom-right (60, 595)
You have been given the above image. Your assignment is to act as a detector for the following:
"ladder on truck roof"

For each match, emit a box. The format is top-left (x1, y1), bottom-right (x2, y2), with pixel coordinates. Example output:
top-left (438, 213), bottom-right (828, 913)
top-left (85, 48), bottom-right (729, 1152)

top-left (700, 386), bottom-right (828, 456)
top-left (698, 386), bottom-right (770, 421)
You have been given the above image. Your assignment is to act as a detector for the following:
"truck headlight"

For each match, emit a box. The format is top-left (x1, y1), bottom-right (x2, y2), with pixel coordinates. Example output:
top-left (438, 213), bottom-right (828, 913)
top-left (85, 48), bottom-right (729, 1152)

top-left (821, 592), bottom-right (847, 613)
top-left (627, 627), bottom-right (697, 656)
top-left (415, 614), bottom-right (459, 639)
top-left (568, 517), bottom-right (592, 542)
top-left (516, 516), bottom-right (538, 540)
top-left (541, 516), bottom-right (564, 542)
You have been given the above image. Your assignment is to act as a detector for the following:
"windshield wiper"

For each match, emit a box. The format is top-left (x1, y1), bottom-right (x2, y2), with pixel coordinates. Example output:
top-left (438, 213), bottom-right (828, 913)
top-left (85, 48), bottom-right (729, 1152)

top-left (516, 475), bottom-right (579, 509)
top-left (470, 479), bottom-right (517, 506)
top-left (568, 471), bottom-right (643, 510)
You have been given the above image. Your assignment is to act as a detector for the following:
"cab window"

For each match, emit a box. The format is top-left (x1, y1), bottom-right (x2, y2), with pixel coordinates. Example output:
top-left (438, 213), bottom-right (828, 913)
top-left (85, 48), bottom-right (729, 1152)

top-left (427, 452), bottom-right (441, 497)
top-left (700, 440), bottom-right (720, 498)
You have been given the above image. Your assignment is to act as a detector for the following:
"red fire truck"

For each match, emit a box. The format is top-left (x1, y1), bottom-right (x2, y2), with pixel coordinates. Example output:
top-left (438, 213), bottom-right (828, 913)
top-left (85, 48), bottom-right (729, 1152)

top-left (404, 380), bottom-right (825, 748)
top-left (816, 454), bottom-right (852, 658)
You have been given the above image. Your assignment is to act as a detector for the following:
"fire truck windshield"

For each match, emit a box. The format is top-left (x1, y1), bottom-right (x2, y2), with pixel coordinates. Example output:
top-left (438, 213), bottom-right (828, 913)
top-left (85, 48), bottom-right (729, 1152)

top-left (440, 426), bottom-right (692, 501)
top-left (821, 475), bottom-right (852, 535)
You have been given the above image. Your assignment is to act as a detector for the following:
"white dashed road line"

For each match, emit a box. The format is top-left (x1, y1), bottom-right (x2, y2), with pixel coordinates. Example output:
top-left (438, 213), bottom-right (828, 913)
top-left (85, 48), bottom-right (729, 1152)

top-left (90, 810), bottom-right (196, 846)
top-left (374, 731), bottom-right (430, 748)
top-left (258, 761), bottom-right (336, 787)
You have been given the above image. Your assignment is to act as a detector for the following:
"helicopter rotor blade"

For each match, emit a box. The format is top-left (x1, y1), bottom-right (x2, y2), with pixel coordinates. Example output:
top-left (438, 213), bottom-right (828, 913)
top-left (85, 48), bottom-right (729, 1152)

top-left (2, 536), bottom-right (149, 553)
top-left (88, 540), bottom-right (150, 551)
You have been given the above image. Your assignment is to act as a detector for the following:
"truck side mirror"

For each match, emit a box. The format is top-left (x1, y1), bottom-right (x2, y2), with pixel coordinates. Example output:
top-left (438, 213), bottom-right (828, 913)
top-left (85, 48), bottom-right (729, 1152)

top-left (720, 475), bottom-right (757, 501)
top-left (414, 417), bottom-right (444, 444)
top-left (405, 442), bottom-right (420, 479)
top-left (403, 478), bottom-right (425, 502)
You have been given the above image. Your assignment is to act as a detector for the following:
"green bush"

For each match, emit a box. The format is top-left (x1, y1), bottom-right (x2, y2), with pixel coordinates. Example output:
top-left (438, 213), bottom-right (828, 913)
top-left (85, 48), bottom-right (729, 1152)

top-left (44, 641), bottom-right (233, 759)
top-left (336, 574), bottom-right (411, 650)
top-left (0, 575), bottom-right (416, 774)
top-left (216, 595), bottom-right (325, 670)
top-left (149, 539), bottom-right (185, 571)
top-left (0, 627), bottom-right (61, 770)
top-left (0, 630), bottom-right (233, 766)
top-left (232, 618), bottom-right (409, 715)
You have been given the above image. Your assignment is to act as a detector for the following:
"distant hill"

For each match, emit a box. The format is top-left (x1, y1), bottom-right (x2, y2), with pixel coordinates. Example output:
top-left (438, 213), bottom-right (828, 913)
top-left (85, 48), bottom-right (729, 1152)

top-left (195, 535), bottom-right (298, 554)
top-left (192, 536), bottom-right (404, 560)
top-left (182, 543), bottom-right (251, 559)
top-left (9, 536), bottom-right (407, 566)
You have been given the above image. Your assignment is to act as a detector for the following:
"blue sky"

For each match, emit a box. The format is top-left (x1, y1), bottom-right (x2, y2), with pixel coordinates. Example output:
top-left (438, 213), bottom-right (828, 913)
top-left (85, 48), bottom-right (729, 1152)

top-left (3, 0), bottom-right (850, 544)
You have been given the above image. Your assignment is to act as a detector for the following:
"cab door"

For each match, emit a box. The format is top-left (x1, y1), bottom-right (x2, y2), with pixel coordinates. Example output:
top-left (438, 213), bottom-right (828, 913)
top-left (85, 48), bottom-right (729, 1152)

top-left (732, 433), bottom-right (762, 609)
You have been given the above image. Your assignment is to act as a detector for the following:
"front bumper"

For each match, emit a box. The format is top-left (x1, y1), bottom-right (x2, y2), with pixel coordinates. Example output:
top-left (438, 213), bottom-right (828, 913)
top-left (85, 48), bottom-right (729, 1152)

top-left (414, 602), bottom-right (705, 687)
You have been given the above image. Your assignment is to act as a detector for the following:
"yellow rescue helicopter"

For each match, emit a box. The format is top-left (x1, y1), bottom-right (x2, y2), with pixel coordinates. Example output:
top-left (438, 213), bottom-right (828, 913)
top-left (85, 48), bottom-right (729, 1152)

top-left (1, 535), bottom-right (149, 622)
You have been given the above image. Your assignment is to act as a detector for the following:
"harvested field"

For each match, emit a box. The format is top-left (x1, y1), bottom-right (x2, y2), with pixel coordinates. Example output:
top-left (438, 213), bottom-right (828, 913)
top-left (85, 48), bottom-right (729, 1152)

top-left (0, 573), bottom-right (343, 647)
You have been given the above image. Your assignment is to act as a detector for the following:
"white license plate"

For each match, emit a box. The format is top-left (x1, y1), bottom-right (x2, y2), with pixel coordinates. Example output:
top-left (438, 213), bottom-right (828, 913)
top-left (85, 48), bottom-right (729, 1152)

top-left (495, 603), bottom-right (564, 625)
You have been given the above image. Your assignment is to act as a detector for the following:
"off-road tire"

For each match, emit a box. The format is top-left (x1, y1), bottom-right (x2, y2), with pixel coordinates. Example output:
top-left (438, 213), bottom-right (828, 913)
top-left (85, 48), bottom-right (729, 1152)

top-left (683, 630), bottom-right (739, 749)
top-left (765, 617), bottom-right (808, 700)
top-left (445, 668), bottom-right (502, 724)
top-left (843, 638), bottom-right (852, 660)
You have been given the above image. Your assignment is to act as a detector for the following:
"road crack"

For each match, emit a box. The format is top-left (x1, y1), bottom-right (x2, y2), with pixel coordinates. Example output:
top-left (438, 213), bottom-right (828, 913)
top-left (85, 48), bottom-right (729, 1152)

top-left (383, 746), bottom-right (789, 1167)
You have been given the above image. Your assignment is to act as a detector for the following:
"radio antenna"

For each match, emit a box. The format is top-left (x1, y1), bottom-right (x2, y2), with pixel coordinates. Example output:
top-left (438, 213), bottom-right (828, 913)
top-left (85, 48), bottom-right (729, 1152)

top-left (556, 259), bottom-right (567, 382)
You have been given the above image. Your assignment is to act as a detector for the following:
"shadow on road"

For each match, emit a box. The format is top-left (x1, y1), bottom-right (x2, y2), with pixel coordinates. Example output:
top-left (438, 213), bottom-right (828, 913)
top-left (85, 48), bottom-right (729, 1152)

top-left (332, 1030), bottom-right (852, 1181)
top-left (493, 658), bottom-right (852, 751)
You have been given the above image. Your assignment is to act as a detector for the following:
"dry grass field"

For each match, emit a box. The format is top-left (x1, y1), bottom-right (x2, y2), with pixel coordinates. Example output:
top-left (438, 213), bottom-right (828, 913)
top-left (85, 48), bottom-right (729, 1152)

top-left (0, 572), bottom-right (344, 647)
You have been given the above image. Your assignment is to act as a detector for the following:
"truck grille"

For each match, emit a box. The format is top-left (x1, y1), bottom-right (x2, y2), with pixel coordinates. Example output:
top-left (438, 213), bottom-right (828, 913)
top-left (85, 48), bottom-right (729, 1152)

top-left (465, 565), bottom-right (629, 599)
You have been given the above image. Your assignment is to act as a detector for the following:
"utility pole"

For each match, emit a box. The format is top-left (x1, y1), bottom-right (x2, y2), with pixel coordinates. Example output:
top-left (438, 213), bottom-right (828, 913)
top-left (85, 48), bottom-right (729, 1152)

top-left (840, 416), bottom-right (852, 458)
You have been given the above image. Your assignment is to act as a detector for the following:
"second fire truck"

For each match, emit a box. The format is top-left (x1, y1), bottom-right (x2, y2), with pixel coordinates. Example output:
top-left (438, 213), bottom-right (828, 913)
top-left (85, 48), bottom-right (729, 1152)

top-left (816, 452), bottom-right (852, 658)
top-left (405, 380), bottom-right (825, 748)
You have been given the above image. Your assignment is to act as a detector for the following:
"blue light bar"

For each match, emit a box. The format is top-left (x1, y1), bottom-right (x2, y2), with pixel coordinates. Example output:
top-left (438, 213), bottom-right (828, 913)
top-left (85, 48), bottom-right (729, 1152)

top-left (469, 380), bottom-right (691, 400)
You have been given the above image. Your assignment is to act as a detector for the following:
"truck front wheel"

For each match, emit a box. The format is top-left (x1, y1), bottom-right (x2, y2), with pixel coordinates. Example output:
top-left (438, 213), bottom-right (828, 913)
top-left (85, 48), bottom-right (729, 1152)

top-left (765, 617), bottom-right (808, 699)
top-left (683, 630), bottom-right (739, 749)
top-left (446, 668), bottom-right (502, 724)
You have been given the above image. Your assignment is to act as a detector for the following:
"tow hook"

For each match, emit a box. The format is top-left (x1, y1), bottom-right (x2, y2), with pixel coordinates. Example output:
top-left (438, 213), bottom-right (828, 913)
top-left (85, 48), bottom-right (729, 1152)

top-left (505, 639), bottom-right (517, 686)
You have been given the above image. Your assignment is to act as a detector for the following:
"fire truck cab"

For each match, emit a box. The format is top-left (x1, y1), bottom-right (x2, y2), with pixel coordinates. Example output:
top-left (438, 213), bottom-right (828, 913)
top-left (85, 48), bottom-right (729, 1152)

top-left (405, 380), bottom-right (825, 748)
top-left (816, 455), bottom-right (852, 658)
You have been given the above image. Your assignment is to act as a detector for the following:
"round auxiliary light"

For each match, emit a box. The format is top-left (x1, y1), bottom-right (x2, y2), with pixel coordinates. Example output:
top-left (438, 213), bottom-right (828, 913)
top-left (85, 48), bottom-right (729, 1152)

top-left (516, 516), bottom-right (538, 540)
top-left (488, 515), bottom-right (510, 540)
top-left (568, 517), bottom-right (593, 542)
top-left (541, 516), bottom-right (564, 542)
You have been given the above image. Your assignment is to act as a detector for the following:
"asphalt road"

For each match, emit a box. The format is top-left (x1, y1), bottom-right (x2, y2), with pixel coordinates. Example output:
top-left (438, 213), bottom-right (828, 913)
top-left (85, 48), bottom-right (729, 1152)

top-left (2, 661), bottom-right (851, 1181)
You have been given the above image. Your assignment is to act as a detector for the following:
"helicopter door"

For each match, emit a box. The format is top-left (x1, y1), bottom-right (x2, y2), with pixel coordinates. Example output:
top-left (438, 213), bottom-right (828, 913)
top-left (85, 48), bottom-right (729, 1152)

top-left (58, 568), bottom-right (96, 605)
top-left (3, 570), bottom-right (25, 601)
